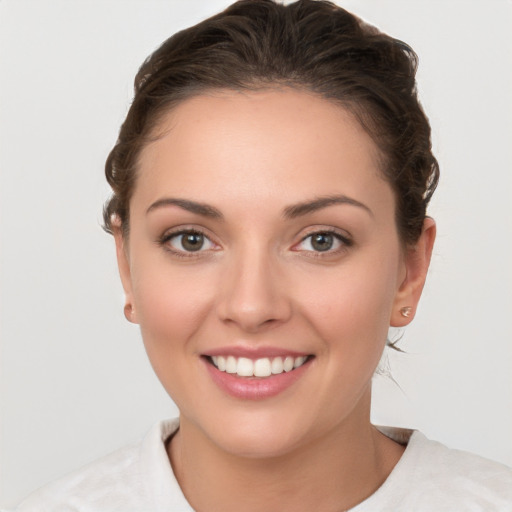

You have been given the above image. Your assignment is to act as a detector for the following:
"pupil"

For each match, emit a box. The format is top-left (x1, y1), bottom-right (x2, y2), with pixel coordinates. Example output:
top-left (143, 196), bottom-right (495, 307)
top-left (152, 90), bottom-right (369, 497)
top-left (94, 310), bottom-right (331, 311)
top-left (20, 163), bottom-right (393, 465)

top-left (182, 233), bottom-right (204, 251)
top-left (312, 233), bottom-right (333, 251)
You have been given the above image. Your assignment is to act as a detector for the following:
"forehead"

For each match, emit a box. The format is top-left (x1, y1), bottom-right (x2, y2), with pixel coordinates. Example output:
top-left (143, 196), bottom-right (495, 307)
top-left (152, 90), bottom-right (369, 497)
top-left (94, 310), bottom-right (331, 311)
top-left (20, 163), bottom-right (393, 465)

top-left (133, 89), bottom-right (392, 217)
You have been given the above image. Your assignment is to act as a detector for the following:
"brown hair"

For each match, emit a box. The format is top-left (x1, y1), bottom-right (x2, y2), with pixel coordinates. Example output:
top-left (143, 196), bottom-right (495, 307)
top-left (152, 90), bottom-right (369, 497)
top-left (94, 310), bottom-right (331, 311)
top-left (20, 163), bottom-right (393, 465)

top-left (103, 0), bottom-right (439, 245)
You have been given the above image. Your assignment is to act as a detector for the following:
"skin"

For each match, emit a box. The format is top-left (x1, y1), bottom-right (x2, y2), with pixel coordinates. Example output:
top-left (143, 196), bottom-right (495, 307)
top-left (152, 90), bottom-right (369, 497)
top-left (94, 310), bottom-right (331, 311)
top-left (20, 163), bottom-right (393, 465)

top-left (114, 89), bottom-right (436, 511)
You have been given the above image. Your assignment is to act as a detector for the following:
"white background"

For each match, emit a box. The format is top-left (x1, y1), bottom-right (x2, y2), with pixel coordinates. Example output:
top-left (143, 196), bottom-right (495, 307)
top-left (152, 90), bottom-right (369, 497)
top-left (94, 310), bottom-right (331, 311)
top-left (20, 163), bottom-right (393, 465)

top-left (1, 0), bottom-right (511, 507)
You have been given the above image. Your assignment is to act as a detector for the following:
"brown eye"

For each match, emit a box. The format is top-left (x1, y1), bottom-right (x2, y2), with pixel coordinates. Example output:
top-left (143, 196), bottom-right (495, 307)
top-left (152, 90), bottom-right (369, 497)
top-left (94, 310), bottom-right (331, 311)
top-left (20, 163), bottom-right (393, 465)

top-left (311, 233), bottom-right (334, 252)
top-left (181, 232), bottom-right (205, 251)
top-left (294, 230), bottom-right (351, 254)
top-left (165, 230), bottom-right (215, 253)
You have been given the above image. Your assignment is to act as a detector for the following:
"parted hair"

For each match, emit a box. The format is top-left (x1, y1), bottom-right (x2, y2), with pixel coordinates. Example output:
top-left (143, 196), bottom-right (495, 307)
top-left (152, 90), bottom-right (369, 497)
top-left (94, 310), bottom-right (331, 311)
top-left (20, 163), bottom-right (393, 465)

top-left (103, 0), bottom-right (439, 244)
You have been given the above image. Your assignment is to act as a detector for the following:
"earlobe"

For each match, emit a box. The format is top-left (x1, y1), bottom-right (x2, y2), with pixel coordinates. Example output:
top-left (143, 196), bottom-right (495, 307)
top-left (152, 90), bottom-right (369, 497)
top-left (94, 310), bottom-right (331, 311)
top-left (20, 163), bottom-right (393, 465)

top-left (124, 303), bottom-right (136, 323)
top-left (390, 217), bottom-right (436, 327)
top-left (113, 222), bottom-right (138, 324)
top-left (399, 306), bottom-right (412, 318)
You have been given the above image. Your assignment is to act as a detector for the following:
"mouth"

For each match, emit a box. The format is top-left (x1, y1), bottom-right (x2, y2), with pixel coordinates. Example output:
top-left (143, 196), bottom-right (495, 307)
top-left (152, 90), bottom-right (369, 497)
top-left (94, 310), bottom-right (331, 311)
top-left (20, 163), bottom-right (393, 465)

top-left (205, 354), bottom-right (312, 378)
top-left (201, 347), bottom-right (314, 399)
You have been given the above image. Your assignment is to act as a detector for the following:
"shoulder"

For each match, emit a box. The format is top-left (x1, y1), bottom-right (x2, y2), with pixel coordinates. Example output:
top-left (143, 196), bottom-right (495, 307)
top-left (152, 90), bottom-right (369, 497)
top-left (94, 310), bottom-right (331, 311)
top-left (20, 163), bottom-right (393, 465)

top-left (412, 431), bottom-right (512, 492)
top-left (13, 419), bottom-right (188, 512)
top-left (355, 428), bottom-right (512, 511)
top-left (16, 442), bottom-right (143, 511)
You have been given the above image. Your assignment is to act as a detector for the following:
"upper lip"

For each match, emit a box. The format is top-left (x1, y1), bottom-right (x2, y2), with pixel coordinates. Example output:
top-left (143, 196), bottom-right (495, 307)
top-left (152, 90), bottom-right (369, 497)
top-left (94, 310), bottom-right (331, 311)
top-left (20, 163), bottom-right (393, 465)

top-left (202, 345), bottom-right (311, 359)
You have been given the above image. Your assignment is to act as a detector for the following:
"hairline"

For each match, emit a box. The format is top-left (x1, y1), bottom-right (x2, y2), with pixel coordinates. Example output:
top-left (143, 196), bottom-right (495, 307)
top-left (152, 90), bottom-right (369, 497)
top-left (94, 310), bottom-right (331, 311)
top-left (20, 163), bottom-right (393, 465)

top-left (117, 84), bottom-right (403, 245)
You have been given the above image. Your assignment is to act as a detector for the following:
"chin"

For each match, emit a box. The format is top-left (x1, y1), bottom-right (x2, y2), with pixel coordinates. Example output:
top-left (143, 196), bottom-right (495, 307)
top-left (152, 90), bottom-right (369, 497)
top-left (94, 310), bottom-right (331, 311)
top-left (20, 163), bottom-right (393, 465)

top-left (187, 405), bottom-right (328, 460)
top-left (211, 426), bottom-right (306, 459)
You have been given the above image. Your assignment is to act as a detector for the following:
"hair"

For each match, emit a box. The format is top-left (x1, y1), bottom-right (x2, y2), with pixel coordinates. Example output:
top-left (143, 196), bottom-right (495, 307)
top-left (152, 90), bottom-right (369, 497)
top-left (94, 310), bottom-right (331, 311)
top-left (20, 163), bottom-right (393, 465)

top-left (103, 0), bottom-right (439, 245)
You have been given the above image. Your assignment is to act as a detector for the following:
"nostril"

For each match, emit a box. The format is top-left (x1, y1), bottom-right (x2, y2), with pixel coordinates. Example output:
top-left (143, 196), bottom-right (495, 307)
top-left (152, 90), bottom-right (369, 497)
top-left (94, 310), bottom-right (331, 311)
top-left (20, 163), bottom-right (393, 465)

top-left (222, 315), bottom-right (283, 334)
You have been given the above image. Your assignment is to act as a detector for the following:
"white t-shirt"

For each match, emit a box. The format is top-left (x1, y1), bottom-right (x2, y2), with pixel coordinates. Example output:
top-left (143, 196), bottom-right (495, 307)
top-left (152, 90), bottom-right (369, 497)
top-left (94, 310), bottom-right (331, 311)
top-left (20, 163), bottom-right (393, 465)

top-left (10, 419), bottom-right (512, 511)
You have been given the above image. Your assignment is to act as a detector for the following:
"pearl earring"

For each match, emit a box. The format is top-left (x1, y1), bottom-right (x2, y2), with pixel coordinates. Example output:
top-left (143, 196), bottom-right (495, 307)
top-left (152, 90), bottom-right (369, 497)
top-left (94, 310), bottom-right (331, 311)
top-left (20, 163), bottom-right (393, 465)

top-left (400, 306), bottom-right (412, 318)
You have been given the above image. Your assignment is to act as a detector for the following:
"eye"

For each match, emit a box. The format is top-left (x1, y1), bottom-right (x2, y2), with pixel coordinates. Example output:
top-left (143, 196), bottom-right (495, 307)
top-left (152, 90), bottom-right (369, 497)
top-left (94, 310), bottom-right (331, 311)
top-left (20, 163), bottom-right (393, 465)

top-left (294, 230), bottom-right (351, 253)
top-left (162, 230), bottom-right (216, 254)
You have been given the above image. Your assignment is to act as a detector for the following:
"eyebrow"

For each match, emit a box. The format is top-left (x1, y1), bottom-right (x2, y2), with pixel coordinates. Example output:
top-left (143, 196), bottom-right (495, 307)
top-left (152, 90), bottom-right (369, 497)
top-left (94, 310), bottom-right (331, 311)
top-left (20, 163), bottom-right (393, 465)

top-left (146, 194), bottom-right (372, 220)
top-left (283, 194), bottom-right (373, 219)
top-left (146, 198), bottom-right (224, 219)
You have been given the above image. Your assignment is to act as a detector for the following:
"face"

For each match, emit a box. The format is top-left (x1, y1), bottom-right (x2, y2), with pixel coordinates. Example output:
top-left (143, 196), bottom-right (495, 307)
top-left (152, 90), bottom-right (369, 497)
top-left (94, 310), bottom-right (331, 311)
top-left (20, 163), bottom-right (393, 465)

top-left (116, 89), bottom-right (433, 458)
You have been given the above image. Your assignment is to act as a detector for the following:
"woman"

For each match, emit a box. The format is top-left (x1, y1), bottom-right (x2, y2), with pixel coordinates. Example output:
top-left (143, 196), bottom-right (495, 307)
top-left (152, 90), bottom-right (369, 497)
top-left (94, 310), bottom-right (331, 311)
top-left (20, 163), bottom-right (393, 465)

top-left (11, 0), bottom-right (512, 510)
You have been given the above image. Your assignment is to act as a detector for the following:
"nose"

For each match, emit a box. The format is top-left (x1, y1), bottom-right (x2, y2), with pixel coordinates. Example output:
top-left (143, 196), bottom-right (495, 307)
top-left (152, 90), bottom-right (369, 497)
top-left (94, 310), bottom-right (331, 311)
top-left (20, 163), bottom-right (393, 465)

top-left (216, 247), bottom-right (292, 333)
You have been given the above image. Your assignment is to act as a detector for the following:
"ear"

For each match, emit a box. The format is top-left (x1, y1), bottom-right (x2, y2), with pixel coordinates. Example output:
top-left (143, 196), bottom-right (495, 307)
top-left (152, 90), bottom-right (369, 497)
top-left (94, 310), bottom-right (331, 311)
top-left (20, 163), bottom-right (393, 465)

top-left (113, 222), bottom-right (139, 324)
top-left (390, 217), bottom-right (436, 327)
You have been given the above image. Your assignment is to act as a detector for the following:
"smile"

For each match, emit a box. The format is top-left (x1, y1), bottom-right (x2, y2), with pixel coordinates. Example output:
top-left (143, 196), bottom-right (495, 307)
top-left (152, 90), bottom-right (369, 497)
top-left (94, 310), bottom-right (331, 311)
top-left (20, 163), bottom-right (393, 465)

top-left (203, 351), bottom-right (313, 400)
top-left (209, 355), bottom-right (309, 378)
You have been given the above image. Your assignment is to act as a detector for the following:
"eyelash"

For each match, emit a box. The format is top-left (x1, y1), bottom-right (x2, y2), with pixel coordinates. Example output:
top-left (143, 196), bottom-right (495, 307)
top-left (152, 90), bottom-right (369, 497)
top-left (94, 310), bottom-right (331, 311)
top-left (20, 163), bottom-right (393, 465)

top-left (294, 229), bottom-right (353, 257)
top-left (158, 228), bottom-right (218, 259)
top-left (158, 228), bottom-right (353, 258)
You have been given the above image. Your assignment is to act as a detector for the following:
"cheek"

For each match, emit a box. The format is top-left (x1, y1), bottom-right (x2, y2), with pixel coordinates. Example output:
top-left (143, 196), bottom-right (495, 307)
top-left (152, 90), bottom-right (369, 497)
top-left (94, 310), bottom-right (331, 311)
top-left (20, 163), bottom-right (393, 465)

top-left (298, 253), bottom-right (400, 358)
top-left (132, 263), bottom-right (215, 363)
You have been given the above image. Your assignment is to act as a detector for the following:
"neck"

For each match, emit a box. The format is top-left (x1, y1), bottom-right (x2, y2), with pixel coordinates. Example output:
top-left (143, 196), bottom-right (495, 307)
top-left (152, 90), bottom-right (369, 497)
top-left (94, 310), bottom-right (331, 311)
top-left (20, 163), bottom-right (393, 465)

top-left (168, 390), bottom-right (404, 512)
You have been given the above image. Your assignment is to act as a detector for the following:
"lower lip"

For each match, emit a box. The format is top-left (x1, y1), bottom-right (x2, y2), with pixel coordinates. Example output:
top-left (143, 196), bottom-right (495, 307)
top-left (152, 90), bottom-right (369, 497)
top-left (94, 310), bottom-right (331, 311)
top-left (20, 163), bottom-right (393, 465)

top-left (203, 358), bottom-right (312, 400)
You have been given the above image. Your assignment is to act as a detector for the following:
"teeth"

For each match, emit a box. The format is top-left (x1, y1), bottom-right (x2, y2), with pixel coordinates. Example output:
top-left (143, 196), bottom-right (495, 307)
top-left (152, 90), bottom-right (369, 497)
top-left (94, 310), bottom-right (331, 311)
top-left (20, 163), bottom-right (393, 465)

top-left (237, 357), bottom-right (254, 377)
top-left (225, 356), bottom-right (237, 373)
top-left (283, 356), bottom-right (294, 372)
top-left (210, 355), bottom-right (309, 378)
top-left (294, 356), bottom-right (307, 368)
top-left (254, 358), bottom-right (272, 377)
top-left (271, 357), bottom-right (284, 374)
